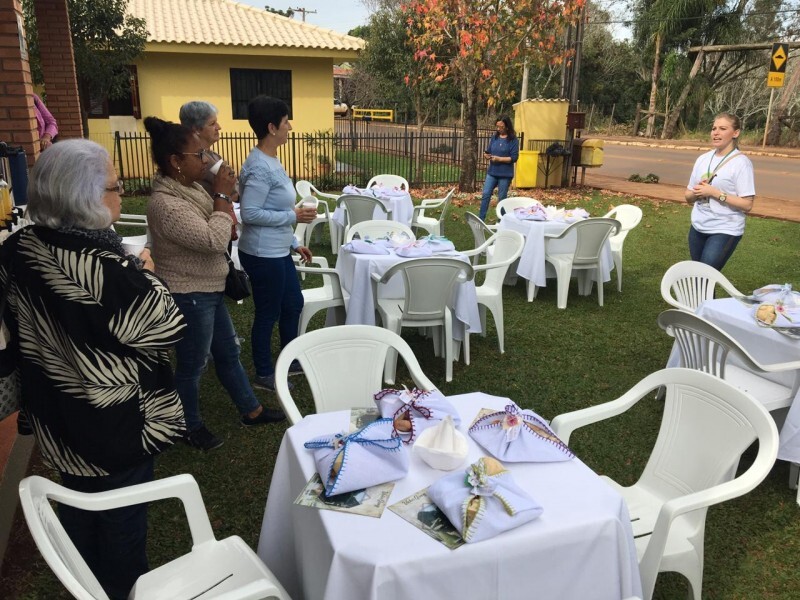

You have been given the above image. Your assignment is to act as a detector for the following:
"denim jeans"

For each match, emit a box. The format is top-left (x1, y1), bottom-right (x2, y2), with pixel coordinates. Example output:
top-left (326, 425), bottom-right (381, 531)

top-left (238, 252), bottom-right (303, 377)
top-left (172, 292), bottom-right (260, 430)
top-left (479, 174), bottom-right (512, 220)
top-left (688, 226), bottom-right (742, 271)
top-left (59, 458), bottom-right (154, 600)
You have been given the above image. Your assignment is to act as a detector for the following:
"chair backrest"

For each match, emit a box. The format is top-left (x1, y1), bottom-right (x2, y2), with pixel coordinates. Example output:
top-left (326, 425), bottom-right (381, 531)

top-left (464, 211), bottom-right (494, 253)
top-left (337, 194), bottom-right (388, 228)
top-left (346, 219), bottom-right (415, 242)
top-left (432, 188), bottom-right (455, 221)
top-left (480, 230), bottom-right (525, 291)
top-left (274, 325), bottom-right (437, 424)
top-left (295, 179), bottom-right (314, 199)
top-left (554, 217), bottom-right (620, 264)
top-left (379, 258), bottom-right (474, 323)
top-left (495, 197), bottom-right (541, 219)
top-left (17, 477), bottom-right (113, 600)
top-left (603, 204), bottom-right (643, 244)
top-left (657, 309), bottom-right (762, 378)
top-left (660, 260), bottom-right (744, 311)
top-left (366, 174), bottom-right (409, 191)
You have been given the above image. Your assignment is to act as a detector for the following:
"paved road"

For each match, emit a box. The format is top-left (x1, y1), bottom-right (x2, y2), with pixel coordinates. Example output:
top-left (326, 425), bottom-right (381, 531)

top-left (595, 143), bottom-right (798, 203)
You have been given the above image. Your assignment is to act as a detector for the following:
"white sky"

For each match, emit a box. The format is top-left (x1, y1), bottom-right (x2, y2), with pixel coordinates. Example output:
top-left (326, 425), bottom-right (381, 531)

top-left (237, 0), bottom-right (370, 35)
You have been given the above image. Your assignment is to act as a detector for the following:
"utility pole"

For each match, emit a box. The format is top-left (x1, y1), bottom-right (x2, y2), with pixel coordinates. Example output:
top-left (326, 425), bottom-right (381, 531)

top-left (292, 7), bottom-right (317, 21)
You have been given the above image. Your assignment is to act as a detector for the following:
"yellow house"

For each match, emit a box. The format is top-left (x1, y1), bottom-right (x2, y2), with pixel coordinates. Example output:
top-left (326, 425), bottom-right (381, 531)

top-left (88, 0), bottom-right (363, 178)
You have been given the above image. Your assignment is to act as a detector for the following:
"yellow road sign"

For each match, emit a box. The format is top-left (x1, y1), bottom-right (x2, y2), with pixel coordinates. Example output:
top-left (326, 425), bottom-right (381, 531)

top-left (768, 42), bottom-right (788, 88)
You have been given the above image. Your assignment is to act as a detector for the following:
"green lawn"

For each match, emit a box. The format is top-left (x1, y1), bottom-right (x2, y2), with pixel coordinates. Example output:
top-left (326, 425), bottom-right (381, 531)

top-left (4, 187), bottom-right (800, 599)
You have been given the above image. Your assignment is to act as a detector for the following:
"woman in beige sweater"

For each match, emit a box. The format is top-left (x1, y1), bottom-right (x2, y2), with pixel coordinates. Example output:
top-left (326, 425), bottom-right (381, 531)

top-left (145, 116), bottom-right (284, 452)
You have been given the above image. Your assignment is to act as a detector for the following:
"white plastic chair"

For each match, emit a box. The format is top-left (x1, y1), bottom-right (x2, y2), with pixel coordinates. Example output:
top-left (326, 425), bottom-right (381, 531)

top-left (658, 309), bottom-right (800, 413)
top-left (411, 187), bottom-right (455, 237)
top-left (366, 174), bottom-right (409, 191)
top-left (550, 368), bottom-right (779, 600)
top-left (296, 256), bottom-right (346, 335)
top-left (603, 204), bottom-right (643, 292)
top-left (495, 196), bottom-right (541, 220)
top-left (464, 211), bottom-right (497, 265)
top-left (345, 219), bottom-right (415, 242)
top-left (661, 260), bottom-right (746, 311)
top-left (337, 194), bottom-right (391, 242)
top-left (529, 217), bottom-right (620, 308)
top-left (274, 325), bottom-right (437, 425)
top-left (115, 213), bottom-right (148, 229)
top-left (295, 180), bottom-right (338, 252)
top-left (459, 230), bottom-right (524, 362)
top-left (372, 257), bottom-right (474, 383)
top-left (18, 474), bottom-right (289, 600)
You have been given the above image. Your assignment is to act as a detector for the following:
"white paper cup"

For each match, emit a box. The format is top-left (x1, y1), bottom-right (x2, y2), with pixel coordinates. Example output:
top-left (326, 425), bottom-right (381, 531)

top-left (302, 200), bottom-right (317, 209)
top-left (121, 241), bottom-right (146, 256)
top-left (209, 159), bottom-right (224, 175)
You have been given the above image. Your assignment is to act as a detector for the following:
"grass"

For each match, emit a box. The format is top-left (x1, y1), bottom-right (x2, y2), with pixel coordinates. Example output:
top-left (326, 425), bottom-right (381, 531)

top-left (3, 186), bottom-right (800, 599)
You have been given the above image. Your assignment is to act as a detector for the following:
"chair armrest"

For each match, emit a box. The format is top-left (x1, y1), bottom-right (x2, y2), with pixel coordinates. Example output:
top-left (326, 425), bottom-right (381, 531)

top-left (419, 198), bottom-right (446, 209)
top-left (459, 233), bottom-right (500, 258)
top-left (317, 191), bottom-right (340, 202)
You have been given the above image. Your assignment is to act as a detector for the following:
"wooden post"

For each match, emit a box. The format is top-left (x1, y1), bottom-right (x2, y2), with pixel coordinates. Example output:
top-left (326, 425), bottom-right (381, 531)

top-left (762, 88), bottom-right (775, 148)
top-left (632, 103), bottom-right (642, 136)
top-left (607, 103), bottom-right (616, 135)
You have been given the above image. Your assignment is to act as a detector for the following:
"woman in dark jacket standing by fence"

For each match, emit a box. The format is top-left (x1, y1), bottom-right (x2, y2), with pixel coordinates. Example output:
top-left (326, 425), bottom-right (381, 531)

top-left (479, 115), bottom-right (519, 221)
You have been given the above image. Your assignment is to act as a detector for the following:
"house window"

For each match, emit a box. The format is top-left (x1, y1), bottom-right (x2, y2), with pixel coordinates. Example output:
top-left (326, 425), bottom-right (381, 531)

top-left (86, 65), bottom-right (141, 119)
top-left (230, 68), bottom-right (292, 120)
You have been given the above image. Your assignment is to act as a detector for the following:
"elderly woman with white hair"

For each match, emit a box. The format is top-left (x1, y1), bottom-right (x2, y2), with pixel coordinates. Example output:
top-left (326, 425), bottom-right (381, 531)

top-left (0, 139), bottom-right (187, 599)
top-left (179, 100), bottom-right (237, 199)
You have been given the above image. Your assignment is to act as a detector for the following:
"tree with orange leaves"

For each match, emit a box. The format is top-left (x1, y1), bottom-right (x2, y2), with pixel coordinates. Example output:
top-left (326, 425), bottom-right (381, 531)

top-left (401, 0), bottom-right (586, 191)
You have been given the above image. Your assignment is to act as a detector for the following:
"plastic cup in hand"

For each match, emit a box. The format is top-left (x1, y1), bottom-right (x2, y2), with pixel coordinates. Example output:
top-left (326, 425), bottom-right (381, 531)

top-left (302, 200), bottom-right (317, 209)
top-left (121, 240), bottom-right (146, 256)
top-left (209, 159), bottom-right (224, 175)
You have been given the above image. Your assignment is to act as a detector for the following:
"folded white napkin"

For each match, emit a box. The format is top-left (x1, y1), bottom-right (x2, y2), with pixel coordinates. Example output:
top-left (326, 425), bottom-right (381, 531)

top-left (342, 240), bottom-right (391, 255)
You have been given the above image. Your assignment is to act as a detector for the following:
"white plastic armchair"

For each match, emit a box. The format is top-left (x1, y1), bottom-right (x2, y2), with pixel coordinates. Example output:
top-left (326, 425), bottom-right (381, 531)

top-left (346, 219), bottom-right (415, 242)
top-left (603, 204), bottom-right (643, 292)
top-left (372, 257), bottom-right (474, 383)
top-left (296, 256), bottom-right (346, 335)
top-left (366, 174), bottom-right (409, 191)
top-left (459, 230), bottom-right (524, 362)
top-left (660, 260), bottom-right (746, 311)
top-left (411, 187), bottom-right (455, 237)
top-left (658, 309), bottom-right (800, 412)
top-left (464, 211), bottom-right (498, 265)
top-left (530, 217), bottom-right (620, 308)
top-left (550, 368), bottom-right (779, 600)
top-left (495, 197), bottom-right (541, 220)
top-left (337, 194), bottom-right (390, 242)
top-left (295, 180), bottom-right (338, 252)
top-left (18, 474), bottom-right (289, 600)
top-left (273, 325), bottom-right (437, 425)
top-left (295, 179), bottom-right (339, 203)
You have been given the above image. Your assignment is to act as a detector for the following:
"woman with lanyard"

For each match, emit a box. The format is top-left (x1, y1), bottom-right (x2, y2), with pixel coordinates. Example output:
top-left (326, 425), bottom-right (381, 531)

top-left (684, 112), bottom-right (755, 270)
top-left (479, 115), bottom-right (519, 221)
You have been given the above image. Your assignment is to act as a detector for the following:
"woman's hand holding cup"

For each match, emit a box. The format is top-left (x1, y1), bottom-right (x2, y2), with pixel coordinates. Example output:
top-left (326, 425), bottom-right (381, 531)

top-left (295, 201), bottom-right (318, 224)
top-left (211, 161), bottom-right (237, 196)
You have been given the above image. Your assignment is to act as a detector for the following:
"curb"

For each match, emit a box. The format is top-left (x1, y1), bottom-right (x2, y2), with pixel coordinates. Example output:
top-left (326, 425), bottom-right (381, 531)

top-left (602, 138), bottom-right (800, 160)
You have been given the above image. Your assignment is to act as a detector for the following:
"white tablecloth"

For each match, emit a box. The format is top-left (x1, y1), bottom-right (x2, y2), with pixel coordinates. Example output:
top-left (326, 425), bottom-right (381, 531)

top-left (256, 392), bottom-right (642, 600)
top-left (665, 298), bottom-right (800, 462)
top-left (335, 248), bottom-right (482, 340)
top-left (498, 214), bottom-right (613, 289)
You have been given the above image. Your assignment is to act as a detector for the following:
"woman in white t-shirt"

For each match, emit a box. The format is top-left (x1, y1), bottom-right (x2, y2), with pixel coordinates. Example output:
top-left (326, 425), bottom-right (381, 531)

top-left (684, 112), bottom-right (755, 270)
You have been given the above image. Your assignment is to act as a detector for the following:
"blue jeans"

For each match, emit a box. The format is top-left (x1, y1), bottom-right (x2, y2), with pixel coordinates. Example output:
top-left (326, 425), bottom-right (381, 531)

top-left (479, 174), bottom-right (512, 220)
top-left (688, 226), bottom-right (742, 271)
top-left (239, 252), bottom-right (303, 377)
top-left (59, 458), bottom-right (154, 600)
top-left (172, 292), bottom-right (260, 431)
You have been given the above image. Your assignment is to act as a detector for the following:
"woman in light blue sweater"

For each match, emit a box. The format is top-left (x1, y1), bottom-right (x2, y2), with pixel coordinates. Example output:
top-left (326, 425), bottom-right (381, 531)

top-left (238, 96), bottom-right (317, 391)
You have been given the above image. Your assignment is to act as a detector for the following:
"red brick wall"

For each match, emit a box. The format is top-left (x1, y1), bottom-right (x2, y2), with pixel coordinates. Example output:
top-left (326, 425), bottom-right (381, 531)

top-left (34, 0), bottom-right (82, 140)
top-left (0, 0), bottom-right (37, 164)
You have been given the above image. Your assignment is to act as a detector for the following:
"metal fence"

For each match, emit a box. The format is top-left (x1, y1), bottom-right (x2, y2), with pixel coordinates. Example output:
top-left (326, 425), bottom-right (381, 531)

top-left (103, 124), bottom-right (525, 196)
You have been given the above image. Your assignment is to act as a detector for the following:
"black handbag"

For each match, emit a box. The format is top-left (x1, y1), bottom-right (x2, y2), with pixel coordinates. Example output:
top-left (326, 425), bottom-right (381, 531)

top-left (224, 252), bottom-right (251, 301)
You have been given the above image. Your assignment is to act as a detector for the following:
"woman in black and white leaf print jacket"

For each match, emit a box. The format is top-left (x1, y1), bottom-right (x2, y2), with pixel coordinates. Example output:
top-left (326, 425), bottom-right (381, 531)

top-left (0, 139), bottom-right (186, 600)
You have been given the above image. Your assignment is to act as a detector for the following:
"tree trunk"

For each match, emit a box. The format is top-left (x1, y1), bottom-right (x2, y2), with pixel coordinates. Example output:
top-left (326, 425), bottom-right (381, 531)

top-left (459, 79), bottom-right (479, 192)
top-left (645, 32), bottom-right (662, 138)
top-left (766, 64), bottom-right (800, 146)
top-left (662, 50), bottom-right (704, 139)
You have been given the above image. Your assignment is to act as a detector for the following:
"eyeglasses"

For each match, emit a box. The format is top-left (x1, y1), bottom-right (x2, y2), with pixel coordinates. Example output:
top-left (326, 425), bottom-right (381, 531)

top-left (179, 148), bottom-right (208, 161)
top-left (105, 180), bottom-right (124, 194)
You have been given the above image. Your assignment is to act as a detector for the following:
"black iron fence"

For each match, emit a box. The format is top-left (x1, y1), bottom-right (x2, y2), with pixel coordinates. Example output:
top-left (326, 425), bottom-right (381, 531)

top-left (107, 125), bottom-right (530, 196)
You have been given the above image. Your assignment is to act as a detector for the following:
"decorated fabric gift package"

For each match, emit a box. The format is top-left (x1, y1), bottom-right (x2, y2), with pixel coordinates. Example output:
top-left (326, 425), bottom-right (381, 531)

top-left (342, 239), bottom-right (391, 255)
top-left (469, 403), bottom-right (574, 463)
top-left (427, 457), bottom-right (543, 543)
top-left (513, 204), bottom-right (548, 221)
top-left (304, 418), bottom-right (410, 497)
top-left (419, 235), bottom-right (456, 253)
top-left (374, 387), bottom-right (461, 443)
top-left (394, 241), bottom-right (433, 258)
top-left (563, 207), bottom-right (590, 222)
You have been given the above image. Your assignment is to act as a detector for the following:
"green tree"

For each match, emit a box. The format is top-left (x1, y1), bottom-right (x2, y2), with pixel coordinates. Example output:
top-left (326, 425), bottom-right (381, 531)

top-left (22, 0), bottom-right (147, 136)
top-left (265, 5), bottom-right (295, 17)
top-left (403, 0), bottom-right (586, 191)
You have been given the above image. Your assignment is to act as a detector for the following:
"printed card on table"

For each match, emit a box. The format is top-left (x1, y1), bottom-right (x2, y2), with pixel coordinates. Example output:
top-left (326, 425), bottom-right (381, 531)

top-left (294, 473), bottom-right (394, 518)
top-left (389, 488), bottom-right (465, 550)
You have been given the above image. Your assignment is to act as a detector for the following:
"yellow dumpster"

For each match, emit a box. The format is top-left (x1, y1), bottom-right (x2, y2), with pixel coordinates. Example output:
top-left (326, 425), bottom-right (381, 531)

top-left (513, 150), bottom-right (539, 189)
top-left (574, 138), bottom-right (604, 167)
